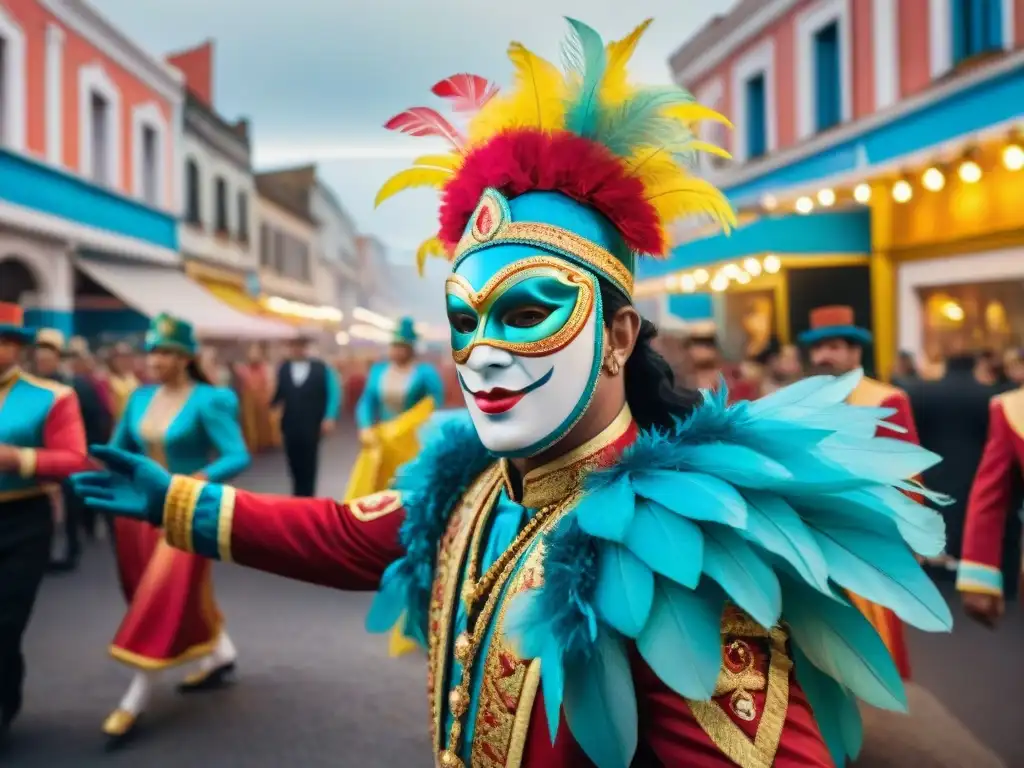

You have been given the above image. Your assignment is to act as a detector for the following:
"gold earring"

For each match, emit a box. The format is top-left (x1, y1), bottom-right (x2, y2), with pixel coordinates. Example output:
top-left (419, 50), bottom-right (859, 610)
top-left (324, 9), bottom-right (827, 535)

top-left (603, 351), bottom-right (621, 376)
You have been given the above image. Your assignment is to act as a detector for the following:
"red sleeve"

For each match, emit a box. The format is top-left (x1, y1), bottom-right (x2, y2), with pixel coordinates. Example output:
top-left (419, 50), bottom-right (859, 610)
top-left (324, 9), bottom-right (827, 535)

top-left (227, 488), bottom-right (406, 590)
top-left (880, 392), bottom-right (920, 445)
top-left (961, 401), bottom-right (1020, 572)
top-left (24, 391), bottom-right (92, 479)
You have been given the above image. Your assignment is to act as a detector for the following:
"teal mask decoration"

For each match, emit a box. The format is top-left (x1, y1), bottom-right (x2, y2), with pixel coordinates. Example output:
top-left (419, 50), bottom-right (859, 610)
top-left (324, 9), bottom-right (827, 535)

top-left (448, 192), bottom-right (610, 458)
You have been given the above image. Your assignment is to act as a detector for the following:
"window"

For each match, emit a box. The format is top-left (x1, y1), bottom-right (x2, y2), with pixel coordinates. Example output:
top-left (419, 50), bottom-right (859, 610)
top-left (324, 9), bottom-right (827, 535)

top-left (214, 176), bottom-right (228, 235)
top-left (260, 223), bottom-right (271, 266)
top-left (745, 74), bottom-right (767, 160)
top-left (185, 159), bottom-right (201, 225)
top-left (0, 37), bottom-right (7, 145)
top-left (237, 192), bottom-right (249, 243)
top-left (297, 242), bottom-right (310, 281)
top-left (140, 125), bottom-right (159, 205)
top-left (952, 0), bottom-right (1004, 63)
top-left (89, 92), bottom-right (110, 185)
top-left (813, 22), bottom-right (841, 131)
top-left (273, 230), bottom-right (285, 273)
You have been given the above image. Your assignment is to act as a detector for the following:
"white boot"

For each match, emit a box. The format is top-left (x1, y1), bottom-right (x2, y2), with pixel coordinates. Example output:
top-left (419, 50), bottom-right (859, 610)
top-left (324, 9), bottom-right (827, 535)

top-left (179, 631), bottom-right (238, 690)
top-left (102, 671), bottom-right (155, 742)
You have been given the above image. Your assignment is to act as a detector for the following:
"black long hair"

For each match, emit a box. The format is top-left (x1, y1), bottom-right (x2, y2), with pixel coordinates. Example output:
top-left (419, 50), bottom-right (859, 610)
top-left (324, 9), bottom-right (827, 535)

top-left (185, 357), bottom-right (212, 385)
top-left (599, 279), bottom-right (703, 432)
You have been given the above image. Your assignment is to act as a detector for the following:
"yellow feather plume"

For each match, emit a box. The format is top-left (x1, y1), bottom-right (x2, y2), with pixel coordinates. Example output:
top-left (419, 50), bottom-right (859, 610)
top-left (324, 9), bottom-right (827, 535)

top-left (600, 18), bottom-right (653, 107)
top-left (664, 103), bottom-right (734, 129)
top-left (468, 42), bottom-right (567, 144)
top-left (688, 141), bottom-right (733, 161)
top-left (645, 176), bottom-right (737, 235)
top-left (415, 236), bottom-right (449, 276)
top-left (412, 153), bottom-right (462, 171)
top-left (375, 167), bottom-right (451, 208)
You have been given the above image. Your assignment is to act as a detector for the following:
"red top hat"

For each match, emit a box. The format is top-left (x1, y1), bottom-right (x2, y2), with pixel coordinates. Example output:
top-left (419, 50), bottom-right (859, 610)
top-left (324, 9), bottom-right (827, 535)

top-left (0, 302), bottom-right (35, 344)
top-left (798, 305), bottom-right (872, 346)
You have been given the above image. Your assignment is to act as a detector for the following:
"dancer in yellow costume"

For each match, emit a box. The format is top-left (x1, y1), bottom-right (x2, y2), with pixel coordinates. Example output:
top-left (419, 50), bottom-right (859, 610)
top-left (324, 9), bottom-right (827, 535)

top-left (348, 317), bottom-right (445, 655)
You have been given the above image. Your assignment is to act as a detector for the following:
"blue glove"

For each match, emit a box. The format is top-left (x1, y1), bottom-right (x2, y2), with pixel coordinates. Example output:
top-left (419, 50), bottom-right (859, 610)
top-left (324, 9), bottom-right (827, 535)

top-left (70, 445), bottom-right (172, 526)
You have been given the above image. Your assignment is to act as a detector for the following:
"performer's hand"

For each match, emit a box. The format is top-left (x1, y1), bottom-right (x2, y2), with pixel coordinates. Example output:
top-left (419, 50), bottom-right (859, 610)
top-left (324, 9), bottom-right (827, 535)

top-left (359, 428), bottom-right (378, 447)
top-left (961, 591), bottom-right (1004, 628)
top-left (321, 419), bottom-right (336, 437)
top-left (70, 445), bottom-right (171, 526)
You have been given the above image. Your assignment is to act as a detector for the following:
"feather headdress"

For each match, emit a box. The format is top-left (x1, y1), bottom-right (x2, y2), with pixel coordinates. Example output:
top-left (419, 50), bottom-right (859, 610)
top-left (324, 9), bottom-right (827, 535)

top-left (375, 18), bottom-right (734, 277)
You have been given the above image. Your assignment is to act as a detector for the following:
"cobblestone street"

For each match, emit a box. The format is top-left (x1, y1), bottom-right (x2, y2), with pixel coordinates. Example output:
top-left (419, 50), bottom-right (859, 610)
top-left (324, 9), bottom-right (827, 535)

top-left (4, 429), bottom-right (1021, 767)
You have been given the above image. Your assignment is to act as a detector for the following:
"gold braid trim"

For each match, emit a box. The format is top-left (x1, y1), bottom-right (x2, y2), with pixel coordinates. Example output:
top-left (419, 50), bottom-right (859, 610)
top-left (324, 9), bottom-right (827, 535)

top-left (17, 448), bottom-right (37, 479)
top-left (163, 475), bottom-right (206, 553)
top-left (216, 486), bottom-right (237, 562)
top-left (689, 628), bottom-right (792, 768)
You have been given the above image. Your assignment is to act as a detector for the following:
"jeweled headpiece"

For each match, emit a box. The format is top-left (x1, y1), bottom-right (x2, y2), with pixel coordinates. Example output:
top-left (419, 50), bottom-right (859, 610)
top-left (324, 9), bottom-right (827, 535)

top-left (375, 18), bottom-right (736, 295)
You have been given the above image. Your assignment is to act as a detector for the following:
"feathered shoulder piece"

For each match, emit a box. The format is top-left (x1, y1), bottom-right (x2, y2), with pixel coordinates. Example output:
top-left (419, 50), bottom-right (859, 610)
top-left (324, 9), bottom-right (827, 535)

top-left (365, 412), bottom-right (491, 643)
top-left (375, 18), bottom-right (735, 275)
top-left (504, 371), bottom-right (953, 768)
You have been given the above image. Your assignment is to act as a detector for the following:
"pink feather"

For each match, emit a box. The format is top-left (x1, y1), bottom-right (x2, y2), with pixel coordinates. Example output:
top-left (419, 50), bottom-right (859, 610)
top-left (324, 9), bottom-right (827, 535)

top-left (384, 107), bottom-right (464, 147)
top-left (431, 74), bottom-right (500, 113)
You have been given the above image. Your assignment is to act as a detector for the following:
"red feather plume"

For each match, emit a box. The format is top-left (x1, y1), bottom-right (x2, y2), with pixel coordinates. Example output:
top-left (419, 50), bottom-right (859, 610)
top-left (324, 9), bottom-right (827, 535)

top-left (383, 107), bottom-right (464, 148)
top-left (431, 74), bottom-right (500, 112)
top-left (439, 130), bottom-right (665, 256)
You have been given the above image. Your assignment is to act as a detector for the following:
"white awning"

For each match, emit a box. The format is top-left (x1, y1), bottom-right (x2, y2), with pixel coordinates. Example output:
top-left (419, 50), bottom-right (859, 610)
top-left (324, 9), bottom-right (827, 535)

top-left (77, 258), bottom-right (299, 340)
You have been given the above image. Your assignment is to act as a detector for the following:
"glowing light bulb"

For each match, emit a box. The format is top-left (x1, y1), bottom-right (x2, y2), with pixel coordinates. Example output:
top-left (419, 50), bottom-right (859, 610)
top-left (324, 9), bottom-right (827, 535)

top-left (922, 167), bottom-right (945, 192)
top-left (742, 257), bottom-right (762, 276)
top-left (680, 274), bottom-right (697, 293)
top-left (665, 274), bottom-right (680, 291)
top-left (958, 160), bottom-right (982, 184)
top-left (892, 180), bottom-right (913, 203)
top-left (1003, 144), bottom-right (1024, 171)
top-left (710, 274), bottom-right (729, 292)
top-left (795, 196), bottom-right (814, 214)
top-left (762, 194), bottom-right (778, 210)
top-left (693, 268), bottom-right (710, 285)
top-left (817, 188), bottom-right (836, 207)
top-left (763, 254), bottom-right (781, 274)
top-left (722, 263), bottom-right (742, 279)
top-left (736, 272), bottom-right (752, 285)
top-left (853, 183), bottom-right (871, 203)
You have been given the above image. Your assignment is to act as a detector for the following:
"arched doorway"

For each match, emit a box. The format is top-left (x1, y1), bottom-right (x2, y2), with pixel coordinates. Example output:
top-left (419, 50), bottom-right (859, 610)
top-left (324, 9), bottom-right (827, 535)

top-left (0, 256), bottom-right (39, 303)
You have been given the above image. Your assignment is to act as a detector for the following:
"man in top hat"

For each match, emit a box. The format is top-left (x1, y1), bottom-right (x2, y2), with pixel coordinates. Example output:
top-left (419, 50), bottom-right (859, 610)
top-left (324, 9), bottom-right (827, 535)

top-left (800, 304), bottom-right (919, 679)
top-left (271, 335), bottom-right (342, 497)
top-left (0, 304), bottom-right (89, 740)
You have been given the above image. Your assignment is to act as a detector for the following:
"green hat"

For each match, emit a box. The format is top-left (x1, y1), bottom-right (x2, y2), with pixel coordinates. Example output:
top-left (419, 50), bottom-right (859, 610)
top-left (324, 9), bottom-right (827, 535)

top-left (144, 313), bottom-right (198, 355)
top-left (392, 316), bottom-right (418, 345)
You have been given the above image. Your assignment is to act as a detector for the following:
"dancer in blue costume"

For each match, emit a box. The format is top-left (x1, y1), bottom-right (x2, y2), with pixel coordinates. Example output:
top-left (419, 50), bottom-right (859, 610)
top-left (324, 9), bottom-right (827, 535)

top-left (103, 313), bottom-right (250, 747)
top-left (72, 18), bottom-right (952, 767)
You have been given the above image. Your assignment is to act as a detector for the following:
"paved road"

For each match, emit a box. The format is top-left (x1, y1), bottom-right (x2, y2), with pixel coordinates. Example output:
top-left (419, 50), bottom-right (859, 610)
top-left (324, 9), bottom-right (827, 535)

top-left (5, 430), bottom-right (1021, 767)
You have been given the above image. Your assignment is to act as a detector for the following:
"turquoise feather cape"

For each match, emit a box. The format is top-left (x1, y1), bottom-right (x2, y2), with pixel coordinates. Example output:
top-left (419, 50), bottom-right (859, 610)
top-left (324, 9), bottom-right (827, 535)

top-left (366, 371), bottom-right (952, 768)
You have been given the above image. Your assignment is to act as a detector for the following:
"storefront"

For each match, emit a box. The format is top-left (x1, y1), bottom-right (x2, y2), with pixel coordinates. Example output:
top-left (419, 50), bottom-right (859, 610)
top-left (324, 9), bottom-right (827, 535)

top-left (870, 135), bottom-right (1024, 375)
top-left (635, 210), bottom-right (872, 361)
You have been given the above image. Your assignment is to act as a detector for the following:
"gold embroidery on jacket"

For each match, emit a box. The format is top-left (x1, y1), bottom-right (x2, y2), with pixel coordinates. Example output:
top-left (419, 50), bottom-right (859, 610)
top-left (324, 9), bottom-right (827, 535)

top-left (427, 465), bottom-right (504, 749)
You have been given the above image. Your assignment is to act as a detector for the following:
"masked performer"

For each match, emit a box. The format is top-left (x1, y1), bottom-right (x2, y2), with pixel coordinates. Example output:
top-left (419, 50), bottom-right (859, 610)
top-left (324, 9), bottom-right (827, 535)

top-left (101, 313), bottom-right (250, 747)
top-left (73, 19), bottom-right (951, 767)
top-left (0, 304), bottom-right (90, 739)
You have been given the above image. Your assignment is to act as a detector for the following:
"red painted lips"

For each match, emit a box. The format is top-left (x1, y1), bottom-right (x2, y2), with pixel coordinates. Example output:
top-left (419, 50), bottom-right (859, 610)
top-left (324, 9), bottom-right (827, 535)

top-left (472, 387), bottom-right (526, 415)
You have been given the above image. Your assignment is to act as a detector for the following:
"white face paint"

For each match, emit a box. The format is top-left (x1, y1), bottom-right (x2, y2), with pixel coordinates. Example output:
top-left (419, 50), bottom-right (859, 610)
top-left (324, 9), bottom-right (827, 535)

top-left (456, 307), bottom-right (602, 457)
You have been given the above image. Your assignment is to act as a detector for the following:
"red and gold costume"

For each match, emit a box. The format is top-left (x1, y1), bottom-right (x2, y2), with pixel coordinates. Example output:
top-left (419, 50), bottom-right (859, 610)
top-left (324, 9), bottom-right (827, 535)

top-left (161, 409), bottom-right (833, 767)
top-left (235, 357), bottom-right (280, 452)
top-left (0, 302), bottom-right (91, 730)
top-left (845, 377), bottom-right (920, 679)
top-left (956, 387), bottom-right (1024, 601)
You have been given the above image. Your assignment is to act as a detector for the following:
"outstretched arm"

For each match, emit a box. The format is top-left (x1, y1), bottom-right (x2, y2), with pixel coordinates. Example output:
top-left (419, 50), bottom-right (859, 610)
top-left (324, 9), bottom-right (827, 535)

top-left (162, 476), bottom-right (405, 590)
top-left (324, 365), bottom-right (342, 422)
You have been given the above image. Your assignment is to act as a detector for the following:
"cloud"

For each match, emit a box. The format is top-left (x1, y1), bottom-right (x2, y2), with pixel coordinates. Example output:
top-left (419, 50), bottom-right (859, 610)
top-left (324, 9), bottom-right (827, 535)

top-left (93, 0), bottom-right (732, 256)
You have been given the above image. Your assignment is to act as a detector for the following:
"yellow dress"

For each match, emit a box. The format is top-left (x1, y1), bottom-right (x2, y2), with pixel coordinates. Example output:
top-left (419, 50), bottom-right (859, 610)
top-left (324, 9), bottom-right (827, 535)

top-left (344, 395), bottom-right (437, 656)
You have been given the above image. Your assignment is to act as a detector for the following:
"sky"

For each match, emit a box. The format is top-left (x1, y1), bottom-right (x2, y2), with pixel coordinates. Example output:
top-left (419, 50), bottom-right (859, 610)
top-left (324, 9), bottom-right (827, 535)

top-left (93, 0), bottom-right (733, 266)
